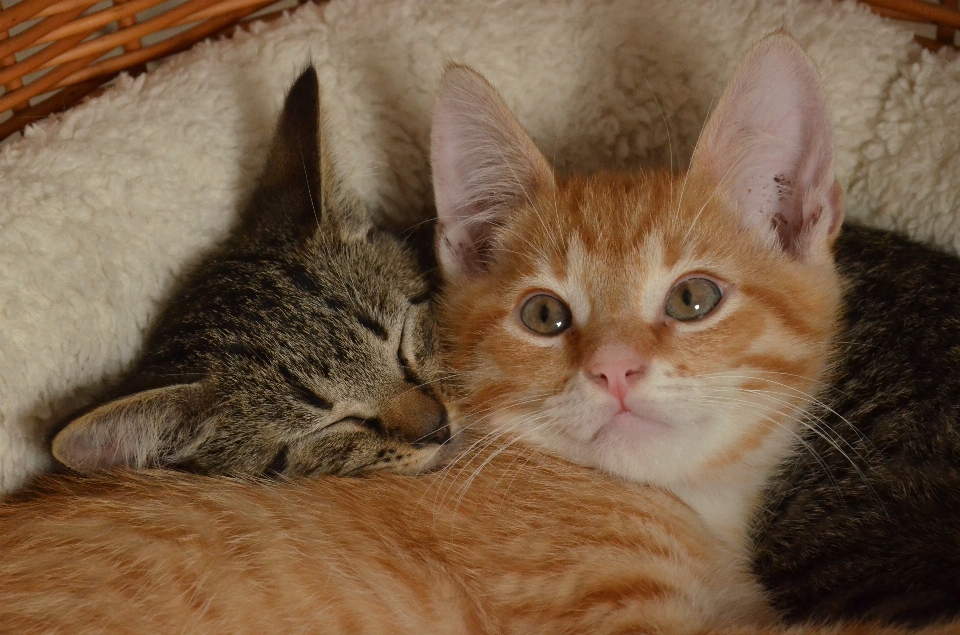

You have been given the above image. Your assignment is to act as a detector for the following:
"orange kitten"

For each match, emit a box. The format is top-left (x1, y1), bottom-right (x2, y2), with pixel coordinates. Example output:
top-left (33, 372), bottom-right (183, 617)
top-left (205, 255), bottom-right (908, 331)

top-left (0, 35), bottom-right (949, 635)
top-left (434, 31), bottom-right (843, 555)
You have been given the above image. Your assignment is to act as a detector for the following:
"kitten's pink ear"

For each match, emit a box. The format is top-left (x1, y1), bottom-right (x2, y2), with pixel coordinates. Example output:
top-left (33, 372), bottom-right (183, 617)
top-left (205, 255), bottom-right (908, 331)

top-left (690, 33), bottom-right (843, 261)
top-left (431, 64), bottom-right (555, 279)
top-left (52, 383), bottom-right (204, 473)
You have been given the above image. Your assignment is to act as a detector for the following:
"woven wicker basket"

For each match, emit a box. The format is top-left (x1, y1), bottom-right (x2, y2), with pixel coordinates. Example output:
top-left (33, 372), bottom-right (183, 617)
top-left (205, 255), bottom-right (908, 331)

top-left (0, 0), bottom-right (956, 142)
top-left (0, 0), bottom-right (314, 140)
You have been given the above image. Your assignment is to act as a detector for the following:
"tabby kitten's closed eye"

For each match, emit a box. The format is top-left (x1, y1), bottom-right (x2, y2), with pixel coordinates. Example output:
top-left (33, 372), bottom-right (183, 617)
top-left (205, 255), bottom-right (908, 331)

top-left (50, 67), bottom-right (452, 478)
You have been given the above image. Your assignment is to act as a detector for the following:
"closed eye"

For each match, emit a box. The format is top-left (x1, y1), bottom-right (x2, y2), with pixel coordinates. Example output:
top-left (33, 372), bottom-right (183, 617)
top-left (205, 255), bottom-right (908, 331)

top-left (397, 347), bottom-right (422, 386)
top-left (409, 289), bottom-right (431, 305)
top-left (398, 307), bottom-right (425, 387)
top-left (279, 365), bottom-right (333, 410)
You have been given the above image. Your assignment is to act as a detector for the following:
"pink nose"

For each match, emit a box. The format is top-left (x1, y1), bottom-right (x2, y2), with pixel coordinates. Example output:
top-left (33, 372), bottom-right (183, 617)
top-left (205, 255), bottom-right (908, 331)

top-left (586, 347), bottom-right (648, 402)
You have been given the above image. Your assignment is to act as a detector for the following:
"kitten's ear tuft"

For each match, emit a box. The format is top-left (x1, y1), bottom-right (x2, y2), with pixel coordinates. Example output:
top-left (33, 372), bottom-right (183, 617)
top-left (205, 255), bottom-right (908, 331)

top-left (245, 65), bottom-right (324, 243)
top-left (431, 64), bottom-right (555, 279)
top-left (52, 383), bottom-right (205, 473)
top-left (262, 65), bottom-right (321, 191)
top-left (690, 33), bottom-right (843, 261)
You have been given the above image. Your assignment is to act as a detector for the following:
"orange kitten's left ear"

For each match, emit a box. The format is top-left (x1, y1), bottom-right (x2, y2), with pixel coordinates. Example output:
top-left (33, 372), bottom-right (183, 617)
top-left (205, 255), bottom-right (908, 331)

top-left (431, 64), bottom-right (555, 279)
top-left (690, 33), bottom-right (844, 261)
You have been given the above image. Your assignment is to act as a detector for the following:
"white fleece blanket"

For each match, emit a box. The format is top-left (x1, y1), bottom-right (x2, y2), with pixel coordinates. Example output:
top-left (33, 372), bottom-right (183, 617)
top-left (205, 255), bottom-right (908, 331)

top-left (1, 0), bottom-right (959, 492)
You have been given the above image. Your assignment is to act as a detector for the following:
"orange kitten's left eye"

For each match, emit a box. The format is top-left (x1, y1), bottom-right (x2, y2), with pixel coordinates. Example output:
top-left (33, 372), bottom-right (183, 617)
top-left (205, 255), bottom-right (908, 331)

top-left (520, 294), bottom-right (572, 336)
top-left (665, 278), bottom-right (722, 321)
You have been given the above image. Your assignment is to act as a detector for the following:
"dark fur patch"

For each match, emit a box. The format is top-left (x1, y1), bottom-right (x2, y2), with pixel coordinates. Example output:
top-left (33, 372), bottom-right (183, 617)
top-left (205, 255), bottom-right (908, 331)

top-left (362, 418), bottom-right (384, 435)
top-left (397, 348), bottom-right (420, 386)
top-left (266, 446), bottom-right (289, 476)
top-left (283, 262), bottom-right (325, 296)
top-left (409, 290), bottom-right (432, 305)
top-left (754, 224), bottom-right (960, 626)
top-left (325, 297), bottom-right (346, 312)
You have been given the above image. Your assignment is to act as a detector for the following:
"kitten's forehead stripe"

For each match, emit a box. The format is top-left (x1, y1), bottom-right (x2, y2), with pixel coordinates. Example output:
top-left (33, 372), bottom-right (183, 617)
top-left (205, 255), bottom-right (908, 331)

top-left (282, 262), bottom-right (325, 296)
top-left (277, 364), bottom-right (334, 410)
top-left (325, 297), bottom-right (346, 312)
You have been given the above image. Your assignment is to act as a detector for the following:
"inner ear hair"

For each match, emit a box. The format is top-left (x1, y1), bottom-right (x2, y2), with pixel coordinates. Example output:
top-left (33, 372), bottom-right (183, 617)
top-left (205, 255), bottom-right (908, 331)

top-left (689, 32), bottom-right (844, 261)
top-left (51, 382), bottom-right (205, 473)
top-left (430, 63), bottom-right (555, 279)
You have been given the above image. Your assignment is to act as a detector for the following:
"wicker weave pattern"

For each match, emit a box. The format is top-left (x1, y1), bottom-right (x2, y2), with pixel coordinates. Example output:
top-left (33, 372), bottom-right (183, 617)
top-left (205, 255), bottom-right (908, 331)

top-left (0, 0), bottom-right (956, 142)
top-left (0, 0), bottom-right (304, 140)
top-left (861, 0), bottom-right (960, 50)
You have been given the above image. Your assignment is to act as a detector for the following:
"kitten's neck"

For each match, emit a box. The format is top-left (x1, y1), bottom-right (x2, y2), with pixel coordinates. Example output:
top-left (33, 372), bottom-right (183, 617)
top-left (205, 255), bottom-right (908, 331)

top-left (669, 425), bottom-right (798, 554)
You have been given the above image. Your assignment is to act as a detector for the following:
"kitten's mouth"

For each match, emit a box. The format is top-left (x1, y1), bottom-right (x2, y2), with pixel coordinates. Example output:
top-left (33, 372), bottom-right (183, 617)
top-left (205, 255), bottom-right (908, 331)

top-left (591, 409), bottom-right (670, 443)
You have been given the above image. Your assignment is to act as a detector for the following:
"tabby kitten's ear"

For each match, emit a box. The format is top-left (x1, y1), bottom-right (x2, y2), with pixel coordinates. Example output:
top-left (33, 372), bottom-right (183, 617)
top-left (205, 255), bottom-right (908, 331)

top-left (690, 32), bottom-right (844, 261)
top-left (52, 66), bottom-right (332, 474)
top-left (431, 64), bottom-right (555, 279)
top-left (245, 66), bottom-right (371, 244)
top-left (52, 383), bottom-right (204, 472)
top-left (243, 65), bottom-right (324, 244)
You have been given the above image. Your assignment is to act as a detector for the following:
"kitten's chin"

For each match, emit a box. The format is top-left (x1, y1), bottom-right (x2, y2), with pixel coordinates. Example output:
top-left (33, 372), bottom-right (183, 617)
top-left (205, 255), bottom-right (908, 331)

top-left (574, 406), bottom-right (704, 486)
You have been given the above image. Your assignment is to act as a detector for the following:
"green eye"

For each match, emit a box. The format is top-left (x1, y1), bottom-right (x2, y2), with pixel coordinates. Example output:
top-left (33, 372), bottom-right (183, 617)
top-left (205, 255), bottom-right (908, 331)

top-left (665, 278), bottom-right (722, 321)
top-left (520, 294), bottom-right (572, 336)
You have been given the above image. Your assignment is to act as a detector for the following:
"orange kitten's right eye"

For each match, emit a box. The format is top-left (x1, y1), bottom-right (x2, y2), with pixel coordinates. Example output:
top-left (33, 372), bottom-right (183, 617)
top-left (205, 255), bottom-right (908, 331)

top-left (520, 294), bottom-right (572, 336)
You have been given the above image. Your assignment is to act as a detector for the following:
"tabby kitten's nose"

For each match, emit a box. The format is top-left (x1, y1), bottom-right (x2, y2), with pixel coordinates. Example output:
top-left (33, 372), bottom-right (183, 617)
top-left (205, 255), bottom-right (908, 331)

top-left (381, 389), bottom-right (450, 446)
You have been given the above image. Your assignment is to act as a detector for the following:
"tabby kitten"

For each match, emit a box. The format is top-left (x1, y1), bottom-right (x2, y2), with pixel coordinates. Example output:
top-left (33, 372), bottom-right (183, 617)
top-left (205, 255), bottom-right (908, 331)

top-left (2, 34), bottom-right (937, 635)
top-left (50, 67), bottom-right (451, 478)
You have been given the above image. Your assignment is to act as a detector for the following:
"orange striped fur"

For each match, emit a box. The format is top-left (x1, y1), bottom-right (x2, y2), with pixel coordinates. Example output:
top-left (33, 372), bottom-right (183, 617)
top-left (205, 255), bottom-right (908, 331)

top-left (0, 444), bottom-right (775, 634)
top-left (2, 442), bottom-right (957, 634)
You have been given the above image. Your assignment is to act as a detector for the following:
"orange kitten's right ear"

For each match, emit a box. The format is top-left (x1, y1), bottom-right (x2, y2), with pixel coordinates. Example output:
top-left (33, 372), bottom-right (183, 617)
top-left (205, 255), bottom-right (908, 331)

top-left (690, 33), bottom-right (844, 262)
top-left (52, 383), bottom-right (204, 473)
top-left (431, 64), bottom-right (555, 279)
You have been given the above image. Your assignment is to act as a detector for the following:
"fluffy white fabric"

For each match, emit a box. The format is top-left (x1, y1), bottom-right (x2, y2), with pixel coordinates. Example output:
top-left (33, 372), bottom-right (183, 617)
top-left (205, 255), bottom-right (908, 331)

top-left (1, 0), bottom-right (958, 492)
